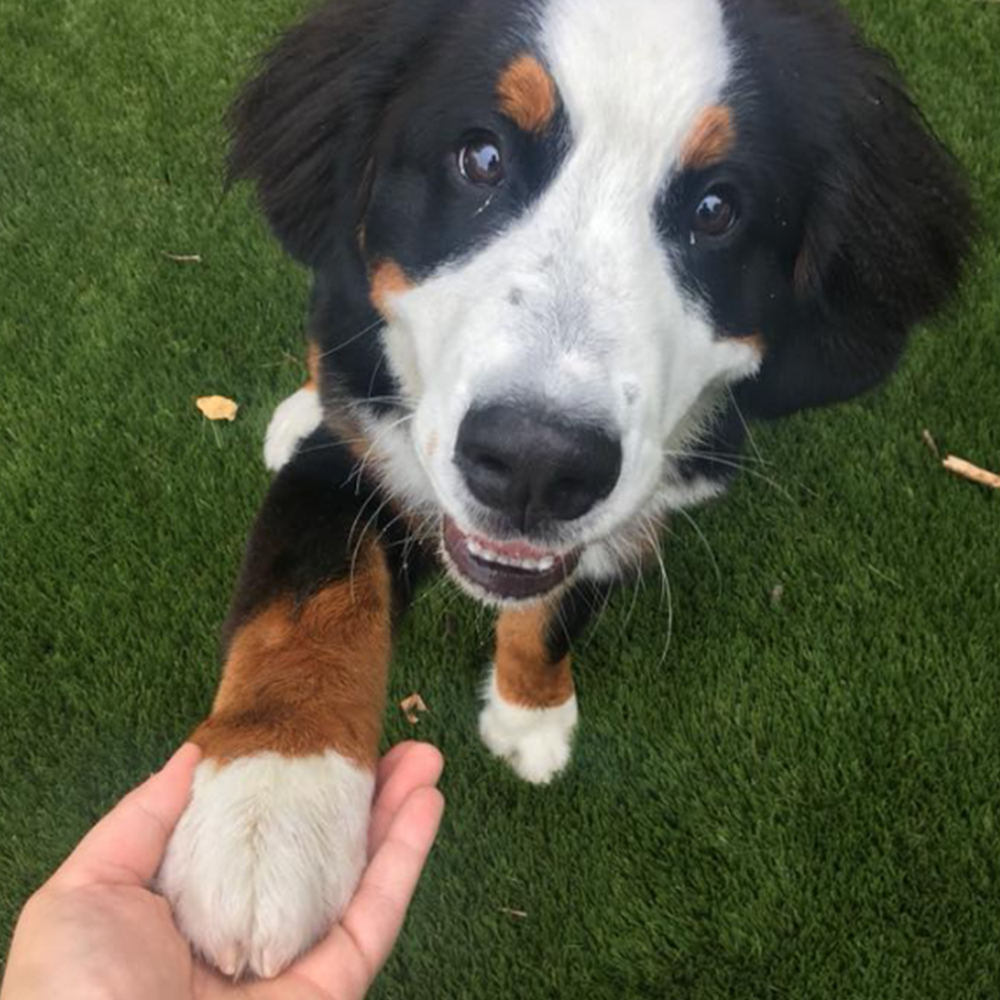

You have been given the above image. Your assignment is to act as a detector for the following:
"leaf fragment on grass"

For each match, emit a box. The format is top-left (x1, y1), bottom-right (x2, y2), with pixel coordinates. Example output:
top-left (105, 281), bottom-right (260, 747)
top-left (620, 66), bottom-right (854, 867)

top-left (400, 693), bottom-right (428, 726)
top-left (922, 429), bottom-right (941, 460)
top-left (943, 455), bottom-right (1000, 491)
top-left (196, 396), bottom-right (239, 422)
top-left (500, 908), bottom-right (529, 920)
top-left (163, 252), bottom-right (203, 264)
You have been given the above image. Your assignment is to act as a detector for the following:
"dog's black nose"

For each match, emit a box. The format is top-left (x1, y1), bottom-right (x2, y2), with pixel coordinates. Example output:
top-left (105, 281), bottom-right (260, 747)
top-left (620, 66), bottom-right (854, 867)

top-left (455, 404), bottom-right (622, 532)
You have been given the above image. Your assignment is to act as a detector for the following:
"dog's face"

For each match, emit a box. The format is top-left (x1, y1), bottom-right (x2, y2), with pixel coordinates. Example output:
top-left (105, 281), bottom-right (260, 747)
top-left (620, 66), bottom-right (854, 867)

top-left (231, 0), bottom-right (971, 604)
top-left (366, 0), bottom-right (763, 600)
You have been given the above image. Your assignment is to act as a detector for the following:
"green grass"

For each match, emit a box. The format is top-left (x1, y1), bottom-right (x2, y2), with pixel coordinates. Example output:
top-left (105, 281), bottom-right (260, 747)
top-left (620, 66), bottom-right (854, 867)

top-left (2, 0), bottom-right (999, 996)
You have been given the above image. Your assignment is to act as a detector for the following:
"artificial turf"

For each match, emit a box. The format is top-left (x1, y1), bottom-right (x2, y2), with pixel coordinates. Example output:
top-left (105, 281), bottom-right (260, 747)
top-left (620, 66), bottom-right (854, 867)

top-left (1, 0), bottom-right (999, 996)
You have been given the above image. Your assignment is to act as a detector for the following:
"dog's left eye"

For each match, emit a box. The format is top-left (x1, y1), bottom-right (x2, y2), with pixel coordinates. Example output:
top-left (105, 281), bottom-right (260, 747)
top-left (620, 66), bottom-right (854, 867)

top-left (692, 185), bottom-right (740, 240)
top-left (458, 134), bottom-right (505, 187)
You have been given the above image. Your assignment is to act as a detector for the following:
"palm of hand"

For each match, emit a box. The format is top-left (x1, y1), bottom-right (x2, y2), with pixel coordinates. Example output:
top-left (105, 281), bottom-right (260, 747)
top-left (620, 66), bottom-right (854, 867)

top-left (1, 743), bottom-right (443, 1000)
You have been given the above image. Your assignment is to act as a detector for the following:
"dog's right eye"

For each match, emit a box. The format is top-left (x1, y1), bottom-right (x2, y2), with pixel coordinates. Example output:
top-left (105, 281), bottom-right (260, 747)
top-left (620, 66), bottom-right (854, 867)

top-left (458, 134), bottom-right (505, 187)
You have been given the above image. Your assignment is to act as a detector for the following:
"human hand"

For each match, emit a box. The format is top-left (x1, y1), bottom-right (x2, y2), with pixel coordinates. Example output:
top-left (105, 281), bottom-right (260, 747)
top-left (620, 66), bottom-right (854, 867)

top-left (1, 741), bottom-right (444, 1000)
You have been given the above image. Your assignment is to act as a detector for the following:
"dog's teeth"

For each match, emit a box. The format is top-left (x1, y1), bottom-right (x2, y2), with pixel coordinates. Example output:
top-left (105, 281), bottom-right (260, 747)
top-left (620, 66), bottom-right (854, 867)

top-left (464, 534), bottom-right (561, 574)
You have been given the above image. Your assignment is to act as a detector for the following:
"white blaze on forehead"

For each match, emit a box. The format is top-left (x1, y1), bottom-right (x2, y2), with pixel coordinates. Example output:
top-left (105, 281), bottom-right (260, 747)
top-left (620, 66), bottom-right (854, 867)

top-left (541, 0), bottom-right (732, 194)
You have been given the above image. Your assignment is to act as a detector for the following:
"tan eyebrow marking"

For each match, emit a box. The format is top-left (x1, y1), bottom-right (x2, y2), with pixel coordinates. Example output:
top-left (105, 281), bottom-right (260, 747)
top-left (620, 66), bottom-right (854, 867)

top-left (497, 55), bottom-right (558, 134)
top-left (369, 260), bottom-right (412, 316)
top-left (680, 105), bottom-right (736, 170)
top-left (733, 332), bottom-right (766, 356)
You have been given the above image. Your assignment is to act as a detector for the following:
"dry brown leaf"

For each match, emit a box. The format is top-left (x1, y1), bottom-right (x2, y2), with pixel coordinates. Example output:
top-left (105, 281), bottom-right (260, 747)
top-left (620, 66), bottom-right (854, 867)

top-left (943, 455), bottom-right (1000, 491)
top-left (196, 396), bottom-right (239, 422)
top-left (400, 693), bottom-right (428, 726)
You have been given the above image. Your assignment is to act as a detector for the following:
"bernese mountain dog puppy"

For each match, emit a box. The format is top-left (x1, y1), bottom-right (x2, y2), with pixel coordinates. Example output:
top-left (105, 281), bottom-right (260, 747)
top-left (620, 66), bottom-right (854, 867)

top-left (157, 0), bottom-right (972, 979)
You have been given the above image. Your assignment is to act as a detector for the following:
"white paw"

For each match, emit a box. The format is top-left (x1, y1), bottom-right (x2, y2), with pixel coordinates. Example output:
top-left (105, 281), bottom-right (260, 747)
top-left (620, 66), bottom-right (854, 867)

top-left (478, 668), bottom-right (579, 785)
top-left (263, 387), bottom-right (323, 472)
top-left (158, 752), bottom-right (374, 979)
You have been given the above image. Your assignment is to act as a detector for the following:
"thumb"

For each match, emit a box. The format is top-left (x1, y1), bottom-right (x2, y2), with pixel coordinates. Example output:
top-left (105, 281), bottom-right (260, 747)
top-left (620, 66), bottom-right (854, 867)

top-left (53, 743), bottom-right (201, 889)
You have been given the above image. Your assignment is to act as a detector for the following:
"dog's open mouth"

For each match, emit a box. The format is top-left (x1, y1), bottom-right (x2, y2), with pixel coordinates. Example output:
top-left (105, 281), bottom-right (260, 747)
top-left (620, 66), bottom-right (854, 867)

top-left (442, 517), bottom-right (581, 601)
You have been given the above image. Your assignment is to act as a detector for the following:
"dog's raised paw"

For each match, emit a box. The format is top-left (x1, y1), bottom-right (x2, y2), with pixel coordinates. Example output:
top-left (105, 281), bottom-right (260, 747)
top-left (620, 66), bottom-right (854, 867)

top-left (478, 668), bottom-right (578, 785)
top-left (158, 751), bottom-right (373, 979)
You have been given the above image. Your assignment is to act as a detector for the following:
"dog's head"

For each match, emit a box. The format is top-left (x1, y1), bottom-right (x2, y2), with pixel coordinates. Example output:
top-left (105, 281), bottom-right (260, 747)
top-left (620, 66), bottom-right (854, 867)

top-left (230, 0), bottom-right (972, 604)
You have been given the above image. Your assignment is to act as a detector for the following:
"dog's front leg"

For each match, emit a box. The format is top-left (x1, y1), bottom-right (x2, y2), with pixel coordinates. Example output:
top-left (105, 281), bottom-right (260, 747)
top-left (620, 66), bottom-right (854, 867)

top-left (158, 429), bottom-right (411, 980)
top-left (480, 582), bottom-right (611, 784)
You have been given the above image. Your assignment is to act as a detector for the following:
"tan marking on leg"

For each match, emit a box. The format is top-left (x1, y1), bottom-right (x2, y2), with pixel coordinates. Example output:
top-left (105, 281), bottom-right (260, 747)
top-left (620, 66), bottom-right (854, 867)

top-left (680, 106), bottom-right (735, 171)
top-left (194, 543), bottom-right (391, 770)
top-left (495, 603), bottom-right (574, 710)
top-left (497, 55), bottom-right (557, 134)
top-left (370, 260), bottom-right (412, 316)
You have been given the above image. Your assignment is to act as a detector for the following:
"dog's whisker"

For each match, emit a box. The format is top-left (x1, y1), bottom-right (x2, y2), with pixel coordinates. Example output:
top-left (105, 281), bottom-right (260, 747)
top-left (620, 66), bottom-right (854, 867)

top-left (347, 412), bottom-right (416, 491)
top-left (354, 393), bottom-right (412, 407)
top-left (365, 348), bottom-right (388, 400)
top-left (349, 493), bottom-right (396, 601)
top-left (372, 506), bottom-right (411, 556)
top-left (570, 577), bottom-right (615, 662)
top-left (671, 506), bottom-right (723, 594)
top-left (611, 538), bottom-right (646, 644)
top-left (670, 447), bottom-right (774, 467)
top-left (646, 518), bottom-right (676, 667)
top-left (727, 388), bottom-right (765, 467)
top-left (317, 318), bottom-right (385, 359)
top-left (665, 450), bottom-right (799, 505)
top-left (639, 518), bottom-right (667, 606)
top-left (345, 490), bottom-right (388, 590)
top-left (656, 564), bottom-right (676, 671)
top-left (411, 572), bottom-right (452, 609)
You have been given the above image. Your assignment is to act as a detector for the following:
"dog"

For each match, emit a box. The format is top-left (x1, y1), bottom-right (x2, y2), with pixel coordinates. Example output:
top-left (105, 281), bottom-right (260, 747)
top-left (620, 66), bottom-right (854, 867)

top-left (157, 0), bottom-right (972, 979)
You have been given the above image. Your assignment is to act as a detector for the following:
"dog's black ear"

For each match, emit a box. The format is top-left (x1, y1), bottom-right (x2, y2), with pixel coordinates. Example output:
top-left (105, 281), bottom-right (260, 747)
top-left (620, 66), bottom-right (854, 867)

top-left (735, 20), bottom-right (974, 419)
top-left (227, 0), bottom-right (444, 266)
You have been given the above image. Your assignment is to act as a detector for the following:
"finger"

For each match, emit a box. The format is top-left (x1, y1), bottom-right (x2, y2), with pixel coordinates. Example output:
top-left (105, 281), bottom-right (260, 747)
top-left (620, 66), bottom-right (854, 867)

top-left (54, 743), bottom-right (201, 888)
top-left (347, 787), bottom-right (445, 969)
top-left (296, 786), bottom-right (445, 996)
top-left (369, 744), bottom-right (444, 855)
top-left (374, 741), bottom-right (440, 795)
